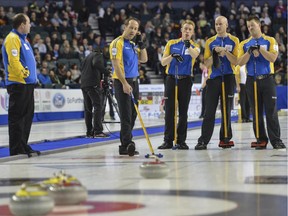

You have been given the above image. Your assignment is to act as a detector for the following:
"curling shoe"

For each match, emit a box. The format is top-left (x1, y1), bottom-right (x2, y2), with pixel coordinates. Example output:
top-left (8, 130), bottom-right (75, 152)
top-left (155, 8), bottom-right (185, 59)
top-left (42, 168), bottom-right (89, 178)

top-left (177, 143), bottom-right (189, 150)
top-left (94, 132), bottom-right (110, 138)
top-left (195, 142), bottom-right (207, 150)
top-left (272, 141), bottom-right (286, 150)
top-left (10, 149), bottom-right (28, 156)
top-left (158, 142), bottom-right (173, 149)
top-left (219, 140), bottom-right (234, 148)
top-left (86, 131), bottom-right (94, 138)
top-left (251, 140), bottom-right (268, 149)
top-left (119, 143), bottom-right (139, 156)
top-left (24, 145), bottom-right (41, 157)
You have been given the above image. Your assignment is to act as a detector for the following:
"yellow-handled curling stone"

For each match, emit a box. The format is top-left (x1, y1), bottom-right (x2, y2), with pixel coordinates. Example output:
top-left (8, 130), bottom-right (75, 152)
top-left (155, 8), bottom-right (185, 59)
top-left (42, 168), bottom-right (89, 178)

top-left (9, 183), bottom-right (54, 216)
top-left (41, 171), bottom-right (87, 205)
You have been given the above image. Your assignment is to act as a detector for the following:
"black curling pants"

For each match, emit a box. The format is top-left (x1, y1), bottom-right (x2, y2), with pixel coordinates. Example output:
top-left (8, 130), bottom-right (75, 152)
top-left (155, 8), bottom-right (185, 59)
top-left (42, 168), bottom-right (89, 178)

top-left (198, 75), bottom-right (235, 144)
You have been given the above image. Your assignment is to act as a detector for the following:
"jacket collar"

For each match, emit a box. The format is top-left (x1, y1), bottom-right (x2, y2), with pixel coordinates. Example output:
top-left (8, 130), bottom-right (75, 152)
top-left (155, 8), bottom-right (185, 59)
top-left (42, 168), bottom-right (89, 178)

top-left (11, 29), bottom-right (27, 40)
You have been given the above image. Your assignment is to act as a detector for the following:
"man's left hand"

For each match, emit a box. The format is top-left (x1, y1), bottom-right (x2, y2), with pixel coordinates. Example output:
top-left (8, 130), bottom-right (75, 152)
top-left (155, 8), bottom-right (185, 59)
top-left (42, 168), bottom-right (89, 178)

top-left (123, 82), bottom-right (132, 95)
top-left (22, 67), bottom-right (30, 78)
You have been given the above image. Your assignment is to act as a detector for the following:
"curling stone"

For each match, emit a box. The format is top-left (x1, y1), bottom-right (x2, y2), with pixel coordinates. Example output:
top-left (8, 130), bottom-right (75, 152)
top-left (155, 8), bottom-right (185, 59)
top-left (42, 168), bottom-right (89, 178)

top-left (9, 183), bottom-right (54, 216)
top-left (41, 171), bottom-right (87, 205)
top-left (140, 160), bottom-right (169, 179)
top-left (40, 170), bottom-right (79, 189)
top-left (48, 182), bottom-right (87, 205)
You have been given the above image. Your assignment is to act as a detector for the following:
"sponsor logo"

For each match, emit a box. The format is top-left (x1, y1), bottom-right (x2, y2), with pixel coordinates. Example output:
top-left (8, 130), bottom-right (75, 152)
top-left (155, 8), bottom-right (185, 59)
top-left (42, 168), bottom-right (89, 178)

top-left (260, 45), bottom-right (267, 51)
top-left (11, 49), bottom-right (18, 57)
top-left (111, 48), bottom-right (117, 55)
top-left (53, 93), bottom-right (65, 108)
top-left (67, 97), bottom-right (84, 104)
top-left (34, 91), bottom-right (39, 100)
top-left (45, 91), bottom-right (50, 99)
top-left (225, 45), bottom-right (233, 52)
top-left (23, 43), bottom-right (30, 50)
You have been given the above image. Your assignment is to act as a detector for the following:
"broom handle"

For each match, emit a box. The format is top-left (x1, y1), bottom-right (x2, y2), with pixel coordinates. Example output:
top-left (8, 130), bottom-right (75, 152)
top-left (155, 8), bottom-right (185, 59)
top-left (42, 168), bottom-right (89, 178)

top-left (221, 78), bottom-right (228, 138)
top-left (131, 93), bottom-right (155, 154)
top-left (174, 65), bottom-right (178, 146)
top-left (253, 59), bottom-right (259, 140)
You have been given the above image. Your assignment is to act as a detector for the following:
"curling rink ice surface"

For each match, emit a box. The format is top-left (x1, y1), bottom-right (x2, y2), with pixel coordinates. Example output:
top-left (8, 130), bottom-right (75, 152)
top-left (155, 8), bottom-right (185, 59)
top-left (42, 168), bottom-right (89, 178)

top-left (0, 116), bottom-right (287, 216)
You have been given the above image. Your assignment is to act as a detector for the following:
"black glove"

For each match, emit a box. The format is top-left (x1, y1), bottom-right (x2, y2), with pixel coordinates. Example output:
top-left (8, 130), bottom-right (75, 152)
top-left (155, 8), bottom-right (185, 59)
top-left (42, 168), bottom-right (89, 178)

top-left (137, 41), bottom-right (146, 49)
top-left (184, 40), bottom-right (191, 48)
top-left (171, 53), bottom-right (184, 63)
top-left (22, 67), bottom-right (30, 78)
top-left (135, 33), bottom-right (146, 50)
top-left (172, 53), bottom-right (183, 63)
top-left (212, 48), bottom-right (220, 69)
top-left (248, 45), bottom-right (260, 54)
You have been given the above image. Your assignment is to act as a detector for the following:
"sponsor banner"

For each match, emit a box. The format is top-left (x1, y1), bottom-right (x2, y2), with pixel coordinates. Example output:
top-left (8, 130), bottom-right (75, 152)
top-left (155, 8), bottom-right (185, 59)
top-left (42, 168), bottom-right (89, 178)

top-left (137, 84), bottom-right (205, 119)
top-left (49, 89), bottom-right (84, 112)
top-left (138, 85), bottom-right (165, 118)
top-left (0, 89), bottom-right (84, 115)
top-left (1, 84), bottom-right (239, 122)
top-left (0, 89), bottom-right (9, 115)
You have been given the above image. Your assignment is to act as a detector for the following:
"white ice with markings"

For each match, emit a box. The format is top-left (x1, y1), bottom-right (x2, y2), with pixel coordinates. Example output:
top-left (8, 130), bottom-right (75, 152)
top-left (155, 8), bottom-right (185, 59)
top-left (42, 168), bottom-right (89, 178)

top-left (0, 116), bottom-right (287, 215)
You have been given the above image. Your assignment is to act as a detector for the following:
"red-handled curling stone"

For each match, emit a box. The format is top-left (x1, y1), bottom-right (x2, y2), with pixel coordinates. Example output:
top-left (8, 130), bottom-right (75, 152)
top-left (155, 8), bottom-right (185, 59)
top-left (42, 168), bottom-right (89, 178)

top-left (41, 171), bottom-right (87, 205)
top-left (9, 183), bottom-right (54, 216)
top-left (140, 160), bottom-right (169, 179)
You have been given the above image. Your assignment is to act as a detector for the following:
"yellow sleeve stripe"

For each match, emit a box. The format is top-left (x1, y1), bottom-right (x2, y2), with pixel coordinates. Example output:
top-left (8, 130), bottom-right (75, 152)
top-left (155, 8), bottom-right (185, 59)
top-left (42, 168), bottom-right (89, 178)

top-left (5, 32), bottom-right (26, 83)
top-left (204, 36), bottom-right (215, 60)
top-left (263, 35), bottom-right (278, 54)
top-left (110, 37), bottom-right (122, 60)
top-left (163, 38), bottom-right (182, 56)
top-left (238, 37), bottom-right (251, 57)
top-left (229, 34), bottom-right (239, 57)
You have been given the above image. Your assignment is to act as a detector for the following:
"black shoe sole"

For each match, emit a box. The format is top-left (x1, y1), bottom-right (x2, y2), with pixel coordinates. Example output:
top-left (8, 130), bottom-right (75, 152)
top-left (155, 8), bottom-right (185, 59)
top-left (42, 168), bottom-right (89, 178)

top-left (195, 145), bottom-right (207, 150)
top-left (158, 146), bottom-right (173, 149)
top-left (127, 143), bottom-right (136, 156)
top-left (177, 146), bottom-right (189, 150)
top-left (158, 144), bottom-right (173, 149)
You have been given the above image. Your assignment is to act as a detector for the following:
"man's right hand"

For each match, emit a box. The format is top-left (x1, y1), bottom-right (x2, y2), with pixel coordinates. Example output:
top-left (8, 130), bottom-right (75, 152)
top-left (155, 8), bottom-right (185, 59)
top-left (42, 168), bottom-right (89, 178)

top-left (171, 53), bottom-right (184, 63)
top-left (22, 67), bottom-right (30, 78)
top-left (212, 49), bottom-right (220, 69)
top-left (248, 45), bottom-right (260, 55)
top-left (135, 33), bottom-right (146, 50)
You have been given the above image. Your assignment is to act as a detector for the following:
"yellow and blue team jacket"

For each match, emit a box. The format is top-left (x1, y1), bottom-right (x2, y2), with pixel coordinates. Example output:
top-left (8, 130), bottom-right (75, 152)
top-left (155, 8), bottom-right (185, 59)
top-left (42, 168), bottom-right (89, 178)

top-left (109, 35), bottom-right (139, 79)
top-left (2, 29), bottom-right (37, 85)
top-left (239, 34), bottom-right (278, 77)
top-left (163, 38), bottom-right (200, 76)
top-left (204, 33), bottom-right (239, 79)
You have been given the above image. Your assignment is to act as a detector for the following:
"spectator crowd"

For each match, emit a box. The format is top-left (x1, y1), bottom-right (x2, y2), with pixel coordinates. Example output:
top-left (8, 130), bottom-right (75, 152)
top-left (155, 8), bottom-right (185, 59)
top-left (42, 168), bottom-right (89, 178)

top-left (0, 0), bottom-right (287, 88)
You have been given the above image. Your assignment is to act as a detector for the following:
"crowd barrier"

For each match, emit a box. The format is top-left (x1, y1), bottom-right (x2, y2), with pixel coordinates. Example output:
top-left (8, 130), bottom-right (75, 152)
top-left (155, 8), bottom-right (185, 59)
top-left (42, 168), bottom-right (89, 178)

top-left (0, 85), bottom-right (286, 125)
